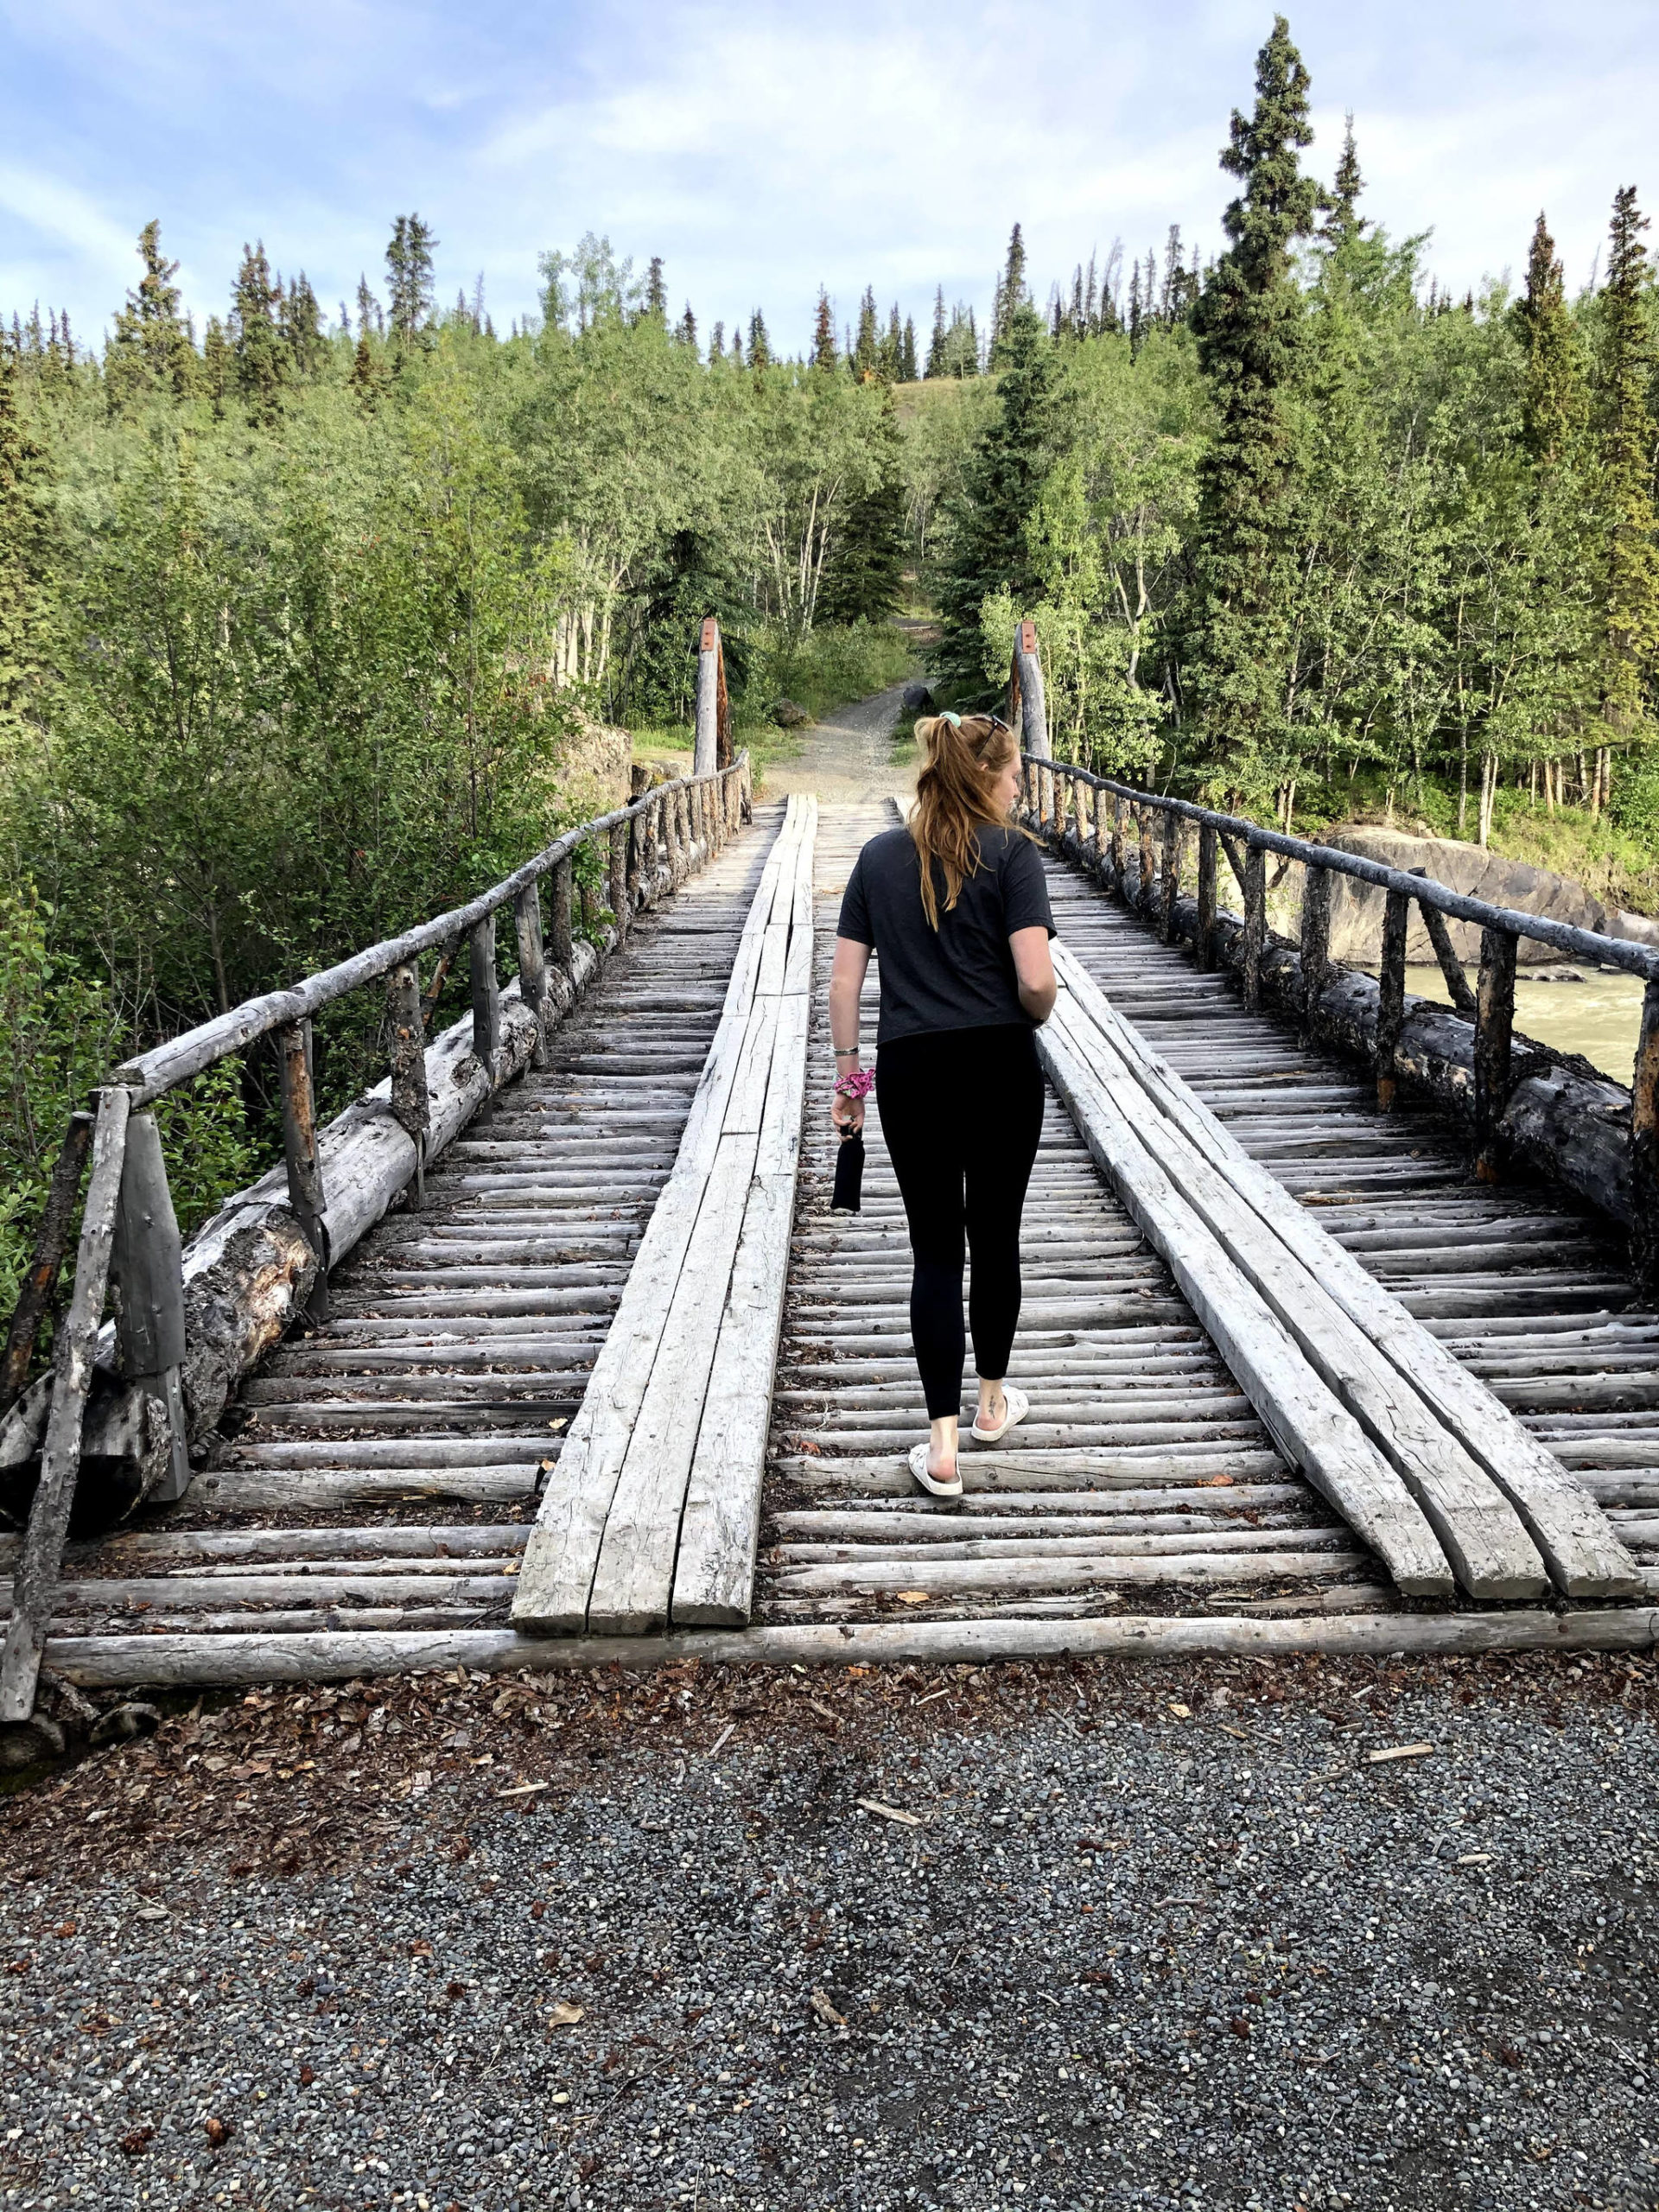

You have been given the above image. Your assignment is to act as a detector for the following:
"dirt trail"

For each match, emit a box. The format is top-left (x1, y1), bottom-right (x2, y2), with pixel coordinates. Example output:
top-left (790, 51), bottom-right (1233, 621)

top-left (760, 683), bottom-right (917, 804)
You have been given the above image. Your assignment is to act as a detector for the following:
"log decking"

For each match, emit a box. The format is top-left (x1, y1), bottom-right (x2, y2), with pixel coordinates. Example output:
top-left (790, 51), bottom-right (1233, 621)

top-left (9, 721), bottom-right (1659, 1698)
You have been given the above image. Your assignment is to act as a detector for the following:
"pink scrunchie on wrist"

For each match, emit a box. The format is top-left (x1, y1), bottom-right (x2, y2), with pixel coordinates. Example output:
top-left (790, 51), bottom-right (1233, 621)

top-left (833, 1069), bottom-right (874, 1099)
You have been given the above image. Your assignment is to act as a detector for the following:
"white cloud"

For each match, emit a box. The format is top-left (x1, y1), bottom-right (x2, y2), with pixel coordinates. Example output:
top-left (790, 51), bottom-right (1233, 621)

top-left (1, 0), bottom-right (1656, 345)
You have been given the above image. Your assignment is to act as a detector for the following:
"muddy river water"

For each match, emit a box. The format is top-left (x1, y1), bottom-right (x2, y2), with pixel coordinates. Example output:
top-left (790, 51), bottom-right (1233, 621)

top-left (1403, 963), bottom-right (1646, 1085)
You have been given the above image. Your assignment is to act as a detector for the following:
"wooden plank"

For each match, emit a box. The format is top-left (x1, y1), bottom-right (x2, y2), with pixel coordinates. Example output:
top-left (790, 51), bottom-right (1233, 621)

top-left (1037, 1024), bottom-right (1453, 1596)
top-left (1052, 944), bottom-right (1642, 1599)
top-left (513, 810), bottom-right (794, 1635)
top-left (1050, 995), bottom-right (1549, 1599)
top-left (0, 1088), bottom-right (132, 1720)
top-left (586, 1128), bottom-right (760, 1634)
top-left (673, 1174), bottom-right (795, 1624)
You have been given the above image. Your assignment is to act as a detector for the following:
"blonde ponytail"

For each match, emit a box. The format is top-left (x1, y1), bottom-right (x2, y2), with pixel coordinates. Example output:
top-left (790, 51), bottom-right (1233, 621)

top-left (909, 712), bottom-right (1020, 929)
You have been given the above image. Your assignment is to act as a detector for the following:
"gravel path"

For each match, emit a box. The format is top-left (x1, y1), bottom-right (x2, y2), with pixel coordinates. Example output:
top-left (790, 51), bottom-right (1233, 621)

top-left (760, 686), bottom-right (916, 805)
top-left (4, 1649), bottom-right (1658, 2210)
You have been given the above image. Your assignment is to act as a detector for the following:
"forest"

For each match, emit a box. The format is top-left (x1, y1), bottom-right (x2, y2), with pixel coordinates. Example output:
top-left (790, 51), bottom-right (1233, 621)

top-left (2, 12), bottom-right (1656, 1305)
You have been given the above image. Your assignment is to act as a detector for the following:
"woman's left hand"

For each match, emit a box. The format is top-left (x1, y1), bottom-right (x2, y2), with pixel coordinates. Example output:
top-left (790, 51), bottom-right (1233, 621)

top-left (831, 1087), bottom-right (865, 1136)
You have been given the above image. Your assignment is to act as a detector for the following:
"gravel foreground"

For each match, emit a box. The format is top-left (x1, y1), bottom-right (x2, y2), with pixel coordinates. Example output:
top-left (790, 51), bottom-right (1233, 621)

top-left (3, 1648), bottom-right (1657, 2212)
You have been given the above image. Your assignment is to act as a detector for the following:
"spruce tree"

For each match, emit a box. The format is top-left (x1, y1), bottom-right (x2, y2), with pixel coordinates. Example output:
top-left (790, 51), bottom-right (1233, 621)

top-left (645, 257), bottom-right (668, 320)
top-left (991, 223), bottom-right (1028, 355)
top-left (385, 214), bottom-right (437, 350)
top-left (901, 315), bottom-right (918, 382)
top-left (854, 289), bottom-right (878, 378)
top-left (811, 289), bottom-right (838, 372)
top-left (1516, 213), bottom-right (1586, 467)
top-left (348, 330), bottom-right (385, 410)
top-left (282, 271), bottom-right (324, 377)
top-left (1592, 187), bottom-right (1659, 740)
top-left (0, 344), bottom-right (56, 744)
top-left (822, 391), bottom-right (906, 623)
top-left (935, 302), bottom-right (1056, 690)
top-left (1186, 14), bottom-right (1319, 785)
top-left (231, 241), bottom-right (289, 424)
top-left (1321, 113), bottom-right (1365, 248)
top-left (876, 304), bottom-right (902, 382)
top-left (355, 276), bottom-right (385, 338)
top-left (677, 304), bottom-right (698, 351)
top-left (201, 315), bottom-right (232, 420)
top-left (925, 287), bottom-right (948, 378)
top-left (709, 321), bottom-right (725, 362)
top-left (747, 311), bottom-right (771, 372)
top-left (105, 220), bottom-right (196, 410)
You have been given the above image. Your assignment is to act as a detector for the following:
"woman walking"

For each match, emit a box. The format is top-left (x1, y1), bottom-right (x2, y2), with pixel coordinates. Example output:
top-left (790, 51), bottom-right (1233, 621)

top-left (828, 712), bottom-right (1057, 1498)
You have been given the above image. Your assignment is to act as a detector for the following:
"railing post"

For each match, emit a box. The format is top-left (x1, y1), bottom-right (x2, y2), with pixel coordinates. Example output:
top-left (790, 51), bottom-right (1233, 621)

top-left (626, 807), bottom-right (644, 916)
top-left (1474, 927), bottom-right (1518, 1181)
top-left (1138, 806), bottom-right (1155, 918)
top-left (1376, 887), bottom-right (1410, 1111)
top-left (609, 820), bottom-right (632, 938)
top-left (0, 1109), bottom-right (93, 1410)
top-left (387, 961), bottom-right (429, 1208)
top-left (1242, 842), bottom-right (1266, 1012)
top-left (549, 854), bottom-right (575, 970)
top-left (110, 1111), bottom-right (190, 1503)
top-left (469, 913), bottom-right (503, 1072)
top-left (1111, 797), bottom-right (1127, 895)
top-left (1008, 618), bottom-right (1050, 760)
top-left (1196, 823), bottom-right (1218, 972)
top-left (1631, 976), bottom-right (1659, 1301)
top-left (0, 1085), bottom-right (131, 1721)
top-left (279, 1019), bottom-right (328, 1322)
top-left (694, 619), bottom-right (721, 779)
top-left (1160, 811), bottom-right (1179, 944)
top-left (515, 883), bottom-right (550, 1069)
top-left (1090, 782), bottom-right (1105, 874)
top-left (1300, 864), bottom-right (1331, 1046)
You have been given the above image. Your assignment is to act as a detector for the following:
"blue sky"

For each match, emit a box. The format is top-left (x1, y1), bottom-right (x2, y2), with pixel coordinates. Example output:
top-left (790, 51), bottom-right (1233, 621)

top-left (3, 0), bottom-right (1656, 353)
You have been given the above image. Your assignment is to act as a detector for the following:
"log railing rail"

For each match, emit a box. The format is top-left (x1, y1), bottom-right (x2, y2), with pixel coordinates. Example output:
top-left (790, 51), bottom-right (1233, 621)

top-left (0, 748), bottom-right (752, 1721)
top-left (1015, 744), bottom-right (1659, 1297)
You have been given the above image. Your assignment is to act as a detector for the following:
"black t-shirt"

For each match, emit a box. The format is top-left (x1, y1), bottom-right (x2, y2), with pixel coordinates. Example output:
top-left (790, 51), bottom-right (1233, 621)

top-left (836, 823), bottom-right (1056, 1046)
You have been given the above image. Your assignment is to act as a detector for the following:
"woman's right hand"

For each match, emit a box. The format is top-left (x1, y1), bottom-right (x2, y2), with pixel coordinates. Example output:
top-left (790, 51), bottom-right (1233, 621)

top-left (831, 1088), bottom-right (865, 1137)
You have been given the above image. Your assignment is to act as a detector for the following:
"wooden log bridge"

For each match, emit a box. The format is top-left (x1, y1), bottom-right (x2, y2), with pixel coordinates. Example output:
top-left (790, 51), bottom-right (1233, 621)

top-left (8, 617), bottom-right (1659, 1708)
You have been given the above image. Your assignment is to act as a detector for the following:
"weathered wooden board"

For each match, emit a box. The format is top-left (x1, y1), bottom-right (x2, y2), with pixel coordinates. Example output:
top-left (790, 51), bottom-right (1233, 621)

top-left (1052, 942), bottom-right (1641, 1600)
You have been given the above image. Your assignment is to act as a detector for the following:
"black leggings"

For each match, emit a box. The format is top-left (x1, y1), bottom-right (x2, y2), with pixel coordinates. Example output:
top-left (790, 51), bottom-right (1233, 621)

top-left (875, 1024), bottom-right (1046, 1420)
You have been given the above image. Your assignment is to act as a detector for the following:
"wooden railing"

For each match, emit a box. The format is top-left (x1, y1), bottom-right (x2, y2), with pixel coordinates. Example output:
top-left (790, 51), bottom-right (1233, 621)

top-left (0, 751), bottom-right (752, 1719)
top-left (1019, 749), bottom-right (1659, 1292)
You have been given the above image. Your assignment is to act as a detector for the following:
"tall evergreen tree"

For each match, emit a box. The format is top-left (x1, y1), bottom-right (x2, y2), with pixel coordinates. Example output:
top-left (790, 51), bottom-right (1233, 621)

top-left (925, 286), bottom-right (948, 378)
top-left (822, 391), bottom-right (906, 623)
top-left (644, 256), bottom-right (668, 320)
top-left (282, 271), bottom-right (324, 377)
top-left (811, 289), bottom-right (838, 372)
top-left (854, 289), bottom-right (879, 378)
top-left (1592, 188), bottom-right (1659, 741)
top-left (1516, 213), bottom-right (1586, 467)
top-left (1186, 15), bottom-right (1319, 785)
top-left (709, 321), bottom-right (725, 361)
top-left (677, 303), bottom-right (698, 351)
top-left (876, 303), bottom-right (903, 383)
top-left (747, 310), bottom-right (771, 372)
top-left (900, 315), bottom-right (919, 383)
top-left (1321, 113), bottom-right (1365, 248)
top-left (105, 221), bottom-right (196, 409)
top-left (385, 215), bottom-right (437, 350)
top-left (991, 223), bottom-right (1028, 355)
top-left (936, 302), bottom-right (1057, 690)
top-left (231, 241), bottom-right (288, 424)
top-left (201, 315), bottom-right (232, 420)
top-left (0, 345), bottom-right (57, 744)
top-left (355, 276), bottom-right (385, 339)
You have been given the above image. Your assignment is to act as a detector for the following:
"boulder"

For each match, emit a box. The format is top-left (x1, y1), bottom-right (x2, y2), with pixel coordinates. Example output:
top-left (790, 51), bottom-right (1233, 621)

top-left (770, 699), bottom-right (810, 729)
top-left (1318, 825), bottom-right (1657, 968)
top-left (901, 682), bottom-right (935, 714)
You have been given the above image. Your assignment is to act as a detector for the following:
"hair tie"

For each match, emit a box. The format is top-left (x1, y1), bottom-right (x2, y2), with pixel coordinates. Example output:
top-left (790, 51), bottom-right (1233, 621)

top-left (939, 710), bottom-right (961, 728)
